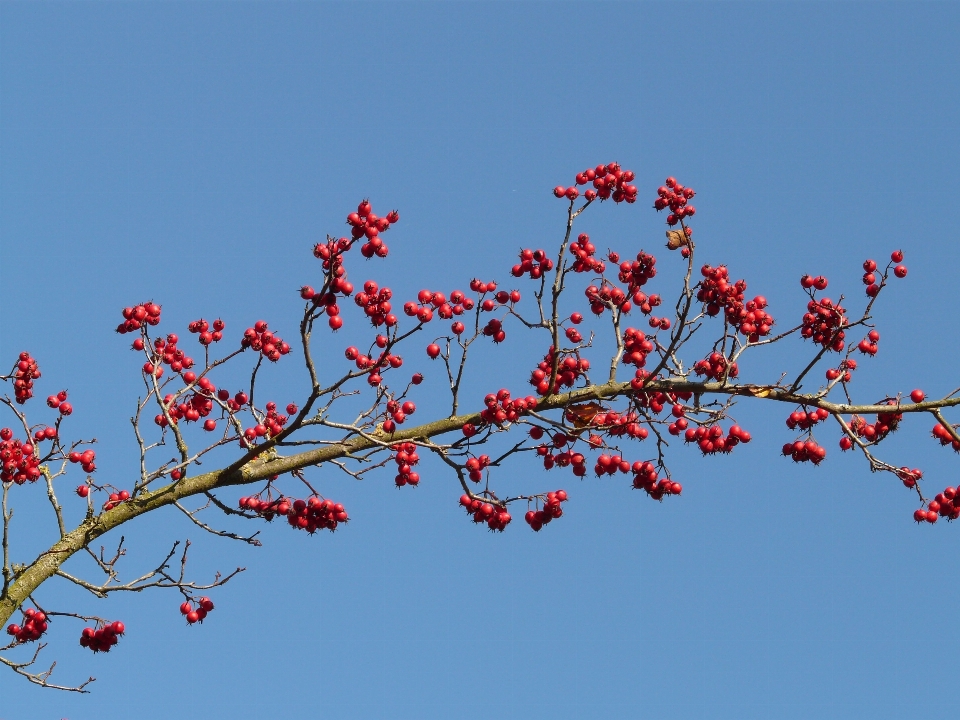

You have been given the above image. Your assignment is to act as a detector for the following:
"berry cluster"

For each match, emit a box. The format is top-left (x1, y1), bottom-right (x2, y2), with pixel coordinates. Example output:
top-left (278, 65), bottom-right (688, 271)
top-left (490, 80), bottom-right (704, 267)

top-left (285, 497), bottom-right (349, 531)
top-left (585, 282), bottom-right (627, 316)
top-left (632, 291), bottom-right (661, 317)
top-left (138, 334), bottom-right (196, 376)
top-left (32, 425), bottom-right (58, 444)
top-left (537, 442), bottom-right (586, 476)
top-left (478, 389), bottom-right (537, 427)
top-left (631, 462), bottom-right (682, 499)
top-left (786, 406), bottom-right (830, 431)
top-left (570, 233), bottom-right (605, 274)
top-left (263, 402), bottom-right (290, 437)
top-left (312, 239), bottom-right (355, 289)
top-left (665, 407), bottom-right (691, 436)
top-left (932, 423), bottom-right (960, 452)
top-left (915, 486), bottom-right (960, 524)
top-left (241, 402), bottom-right (289, 443)
top-left (862, 251), bottom-right (908, 296)
top-left (115, 302), bottom-right (162, 334)
top-left (188, 318), bottom-right (225, 346)
top-left (562, 312), bottom-right (585, 344)
top-left (684, 424), bottom-right (751, 454)
top-left (238, 495), bottom-right (348, 532)
top-left (857, 330), bottom-right (880, 356)
top-left (458, 494), bottom-right (512, 531)
top-left (241, 321), bottom-right (290, 362)
top-left (404, 288), bottom-right (474, 324)
top-left (621, 328), bottom-right (654, 368)
top-left (512, 248), bottom-right (554, 279)
top-left (392, 442), bottom-right (421, 487)
top-left (304, 284), bottom-right (345, 331)
top-left (79, 621), bottom-right (125, 653)
top-left (464, 454), bottom-right (491, 482)
top-left (353, 280), bottom-right (397, 329)
top-left (800, 297), bottom-right (847, 351)
top-left (692, 352), bottom-right (740, 381)
top-left (529, 348), bottom-right (590, 396)
top-left (103, 489), bottom-right (131, 511)
top-left (617, 251), bottom-right (658, 300)
top-left (848, 401), bottom-right (902, 444)
top-left (346, 200), bottom-right (399, 258)
top-left (470, 279), bottom-right (513, 314)
top-left (896, 467), bottom-right (923, 488)
top-left (553, 162), bottom-right (637, 203)
top-left (309, 236), bottom-right (358, 330)
top-left (9, 352), bottom-right (41, 405)
top-left (68, 448), bottom-right (97, 474)
top-left (629, 381), bottom-right (693, 414)
top-left (345, 337), bottom-right (404, 388)
top-left (825, 358), bottom-right (857, 383)
top-left (155, 376), bottom-right (215, 428)
top-left (782, 438), bottom-right (827, 464)
top-left (698, 265), bottom-right (774, 341)
top-left (179, 597), bottom-right (215, 625)
top-left (523, 490), bottom-right (568, 531)
top-left (5, 608), bottom-right (48, 644)
top-left (800, 274), bottom-right (829, 292)
top-left (652, 177), bottom-right (696, 226)
top-left (594, 453), bottom-right (631, 476)
top-left (581, 163), bottom-right (638, 202)
top-left (862, 258), bottom-right (879, 295)
top-left (383, 399), bottom-right (416, 433)
top-left (1, 429), bottom-right (40, 485)
top-left (482, 317), bottom-right (505, 343)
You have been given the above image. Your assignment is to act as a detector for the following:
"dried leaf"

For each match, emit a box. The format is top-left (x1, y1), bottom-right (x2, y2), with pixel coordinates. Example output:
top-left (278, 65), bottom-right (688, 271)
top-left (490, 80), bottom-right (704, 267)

top-left (665, 229), bottom-right (688, 250)
top-left (738, 385), bottom-right (772, 398)
top-left (565, 402), bottom-right (604, 428)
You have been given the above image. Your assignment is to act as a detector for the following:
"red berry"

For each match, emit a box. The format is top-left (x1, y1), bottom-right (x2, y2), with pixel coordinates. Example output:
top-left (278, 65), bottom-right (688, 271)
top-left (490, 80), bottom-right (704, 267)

top-left (910, 389), bottom-right (925, 403)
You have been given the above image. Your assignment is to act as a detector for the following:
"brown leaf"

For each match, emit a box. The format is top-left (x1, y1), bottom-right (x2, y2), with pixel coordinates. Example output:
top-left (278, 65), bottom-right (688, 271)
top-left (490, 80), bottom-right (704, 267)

top-left (565, 402), bottom-right (604, 428)
top-left (665, 229), bottom-right (688, 250)
top-left (737, 385), bottom-right (772, 398)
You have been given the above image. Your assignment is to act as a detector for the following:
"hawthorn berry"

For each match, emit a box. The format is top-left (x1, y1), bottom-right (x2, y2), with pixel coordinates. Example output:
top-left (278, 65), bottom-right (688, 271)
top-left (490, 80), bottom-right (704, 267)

top-left (79, 621), bottom-right (125, 652)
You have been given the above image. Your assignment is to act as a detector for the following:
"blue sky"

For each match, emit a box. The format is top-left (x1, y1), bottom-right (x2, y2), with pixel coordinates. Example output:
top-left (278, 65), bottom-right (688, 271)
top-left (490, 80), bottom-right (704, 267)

top-left (1, 2), bottom-right (958, 718)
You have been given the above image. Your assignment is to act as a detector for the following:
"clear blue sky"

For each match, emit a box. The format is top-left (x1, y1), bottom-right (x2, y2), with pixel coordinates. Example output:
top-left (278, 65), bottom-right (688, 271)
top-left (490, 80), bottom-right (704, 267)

top-left (1, 2), bottom-right (958, 718)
